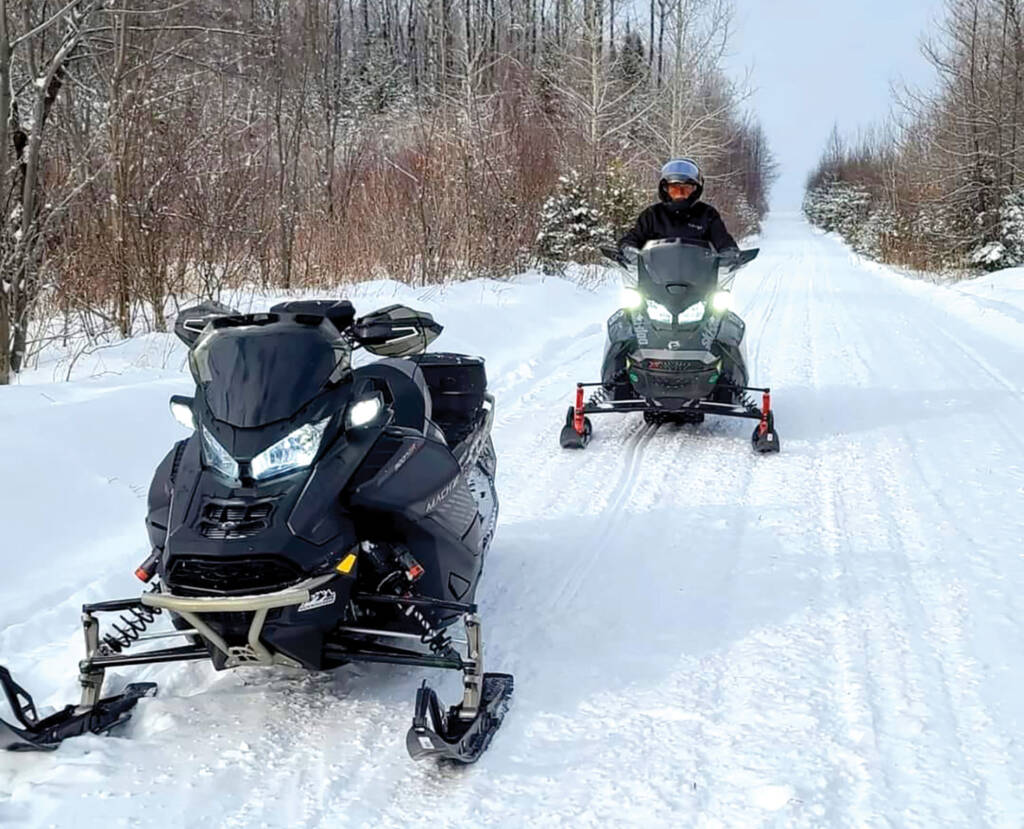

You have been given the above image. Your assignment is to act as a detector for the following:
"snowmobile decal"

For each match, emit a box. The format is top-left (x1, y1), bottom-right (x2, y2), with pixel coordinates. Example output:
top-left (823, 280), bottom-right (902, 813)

top-left (298, 589), bottom-right (337, 612)
top-left (633, 317), bottom-right (650, 346)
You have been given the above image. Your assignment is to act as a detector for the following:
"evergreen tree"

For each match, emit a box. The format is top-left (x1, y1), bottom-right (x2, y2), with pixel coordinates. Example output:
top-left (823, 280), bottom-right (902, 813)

top-left (597, 162), bottom-right (647, 239)
top-left (535, 171), bottom-right (612, 270)
top-left (971, 188), bottom-right (1024, 270)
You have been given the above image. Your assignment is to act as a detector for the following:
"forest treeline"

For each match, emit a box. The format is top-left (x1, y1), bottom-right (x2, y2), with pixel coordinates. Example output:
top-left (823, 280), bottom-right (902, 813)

top-left (0, 0), bottom-right (775, 384)
top-left (804, 0), bottom-right (1024, 276)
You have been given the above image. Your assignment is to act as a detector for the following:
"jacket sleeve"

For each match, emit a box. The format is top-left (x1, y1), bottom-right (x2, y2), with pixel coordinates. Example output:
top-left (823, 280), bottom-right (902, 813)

top-left (707, 207), bottom-right (738, 251)
top-left (619, 206), bottom-right (652, 251)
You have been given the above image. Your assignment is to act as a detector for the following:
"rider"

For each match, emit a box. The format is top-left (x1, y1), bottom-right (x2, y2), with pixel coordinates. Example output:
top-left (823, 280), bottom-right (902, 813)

top-left (619, 158), bottom-right (738, 257)
top-left (602, 159), bottom-right (739, 394)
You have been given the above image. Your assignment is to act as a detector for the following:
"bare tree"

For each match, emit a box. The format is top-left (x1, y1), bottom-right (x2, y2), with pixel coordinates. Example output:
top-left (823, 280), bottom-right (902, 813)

top-left (0, 0), bottom-right (107, 384)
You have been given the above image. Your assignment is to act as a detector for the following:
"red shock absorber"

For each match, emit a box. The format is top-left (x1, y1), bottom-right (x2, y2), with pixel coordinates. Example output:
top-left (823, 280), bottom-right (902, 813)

top-left (574, 384), bottom-right (586, 435)
top-left (759, 390), bottom-right (772, 436)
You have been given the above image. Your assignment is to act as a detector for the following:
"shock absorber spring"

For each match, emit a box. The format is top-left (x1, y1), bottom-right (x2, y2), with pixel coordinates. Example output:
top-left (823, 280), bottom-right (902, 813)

top-left (100, 604), bottom-right (163, 653)
top-left (399, 601), bottom-right (457, 657)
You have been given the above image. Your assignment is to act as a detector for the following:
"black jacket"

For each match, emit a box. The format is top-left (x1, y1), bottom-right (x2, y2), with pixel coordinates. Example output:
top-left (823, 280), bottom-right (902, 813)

top-left (619, 201), bottom-right (737, 253)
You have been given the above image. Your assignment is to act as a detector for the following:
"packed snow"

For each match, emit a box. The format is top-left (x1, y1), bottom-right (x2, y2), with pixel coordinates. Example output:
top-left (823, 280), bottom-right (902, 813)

top-left (1, 213), bottom-right (1022, 827)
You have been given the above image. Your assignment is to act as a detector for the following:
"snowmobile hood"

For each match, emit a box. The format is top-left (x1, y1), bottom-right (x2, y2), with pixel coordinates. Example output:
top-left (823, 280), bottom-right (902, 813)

top-left (190, 316), bottom-right (350, 428)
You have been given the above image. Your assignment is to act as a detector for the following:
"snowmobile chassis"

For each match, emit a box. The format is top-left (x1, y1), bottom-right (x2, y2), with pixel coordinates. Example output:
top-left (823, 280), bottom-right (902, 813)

top-left (1, 587), bottom-right (512, 764)
top-left (561, 381), bottom-right (780, 452)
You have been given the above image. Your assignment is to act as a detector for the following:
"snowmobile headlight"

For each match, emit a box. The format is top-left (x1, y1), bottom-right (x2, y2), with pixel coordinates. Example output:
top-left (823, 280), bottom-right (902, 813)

top-left (645, 300), bottom-right (673, 323)
top-left (200, 427), bottom-right (239, 480)
top-left (169, 396), bottom-right (195, 430)
top-left (251, 417), bottom-right (331, 481)
top-left (346, 393), bottom-right (385, 429)
top-left (711, 291), bottom-right (732, 313)
top-left (620, 288), bottom-right (642, 310)
top-left (678, 302), bottom-right (706, 323)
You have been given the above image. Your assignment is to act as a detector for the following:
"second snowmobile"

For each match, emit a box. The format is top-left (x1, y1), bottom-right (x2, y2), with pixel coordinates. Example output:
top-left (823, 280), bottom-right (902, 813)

top-left (560, 240), bottom-right (780, 452)
top-left (1, 299), bottom-right (512, 763)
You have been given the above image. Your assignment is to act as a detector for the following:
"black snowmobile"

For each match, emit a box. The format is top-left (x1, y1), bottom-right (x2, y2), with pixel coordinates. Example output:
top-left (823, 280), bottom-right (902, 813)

top-left (1, 300), bottom-right (512, 763)
top-left (559, 240), bottom-right (780, 452)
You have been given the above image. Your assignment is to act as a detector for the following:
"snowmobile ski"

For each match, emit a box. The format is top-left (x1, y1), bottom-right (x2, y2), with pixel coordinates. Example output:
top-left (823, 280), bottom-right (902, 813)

top-left (0, 666), bottom-right (155, 752)
top-left (407, 673), bottom-right (514, 763)
top-left (751, 398), bottom-right (781, 453)
top-left (559, 390), bottom-right (592, 449)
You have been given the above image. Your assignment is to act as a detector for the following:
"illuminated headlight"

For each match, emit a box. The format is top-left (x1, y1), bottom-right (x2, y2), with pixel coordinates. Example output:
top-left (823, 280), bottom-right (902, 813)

top-left (678, 302), bottom-right (706, 323)
top-left (620, 288), bottom-right (642, 310)
top-left (346, 394), bottom-right (384, 429)
top-left (711, 291), bottom-right (732, 313)
top-left (251, 417), bottom-right (331, 481)
top-left (200, 427), bottom-right (239, 480)
top-left (645, 300), bottom-right (673, 323)
top-left (169, 400), bottom-right (195, 430)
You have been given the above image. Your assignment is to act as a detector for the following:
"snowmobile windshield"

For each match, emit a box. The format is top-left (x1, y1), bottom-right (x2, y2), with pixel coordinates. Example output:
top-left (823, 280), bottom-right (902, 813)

top-left (191, 318), bottom-right (350, 427)
top-left (638, 241), bottom-right (720, 316)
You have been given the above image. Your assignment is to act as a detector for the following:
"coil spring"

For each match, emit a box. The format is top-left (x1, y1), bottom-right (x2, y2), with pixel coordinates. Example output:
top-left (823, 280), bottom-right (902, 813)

top-left (364, 541), bottom-right (457, 658)
top-left (392, 596), bottom-right (453, 657)
top-left (101, 605), bottom-right (163, 653)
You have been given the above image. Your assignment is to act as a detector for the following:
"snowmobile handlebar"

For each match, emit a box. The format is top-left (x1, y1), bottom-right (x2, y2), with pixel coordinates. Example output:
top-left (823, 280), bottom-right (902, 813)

top-left (599, 243), bottom-right (758, 273)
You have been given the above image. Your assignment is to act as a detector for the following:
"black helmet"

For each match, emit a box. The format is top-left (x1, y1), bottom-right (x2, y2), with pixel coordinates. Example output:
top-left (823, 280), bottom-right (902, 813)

top-left (658, 158), bottom-right (704, 208)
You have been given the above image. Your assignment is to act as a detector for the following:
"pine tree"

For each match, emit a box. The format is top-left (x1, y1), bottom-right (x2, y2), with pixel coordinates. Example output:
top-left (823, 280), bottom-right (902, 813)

top-left (597, 162), bottom-right (647, 240)
top-left (535, 171), bottom-right (612, 270)
top-left (973, 188), bottom-right (1024, 269)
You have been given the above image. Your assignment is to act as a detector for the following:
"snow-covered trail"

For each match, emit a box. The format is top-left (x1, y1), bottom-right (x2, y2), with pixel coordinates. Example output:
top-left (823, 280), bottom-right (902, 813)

top-left (2, 213), bottom-right (1023, 827)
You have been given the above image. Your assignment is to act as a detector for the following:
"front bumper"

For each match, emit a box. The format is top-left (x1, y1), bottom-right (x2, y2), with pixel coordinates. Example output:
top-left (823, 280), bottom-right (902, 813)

top-left (142, 574), bottom-right (337, 668)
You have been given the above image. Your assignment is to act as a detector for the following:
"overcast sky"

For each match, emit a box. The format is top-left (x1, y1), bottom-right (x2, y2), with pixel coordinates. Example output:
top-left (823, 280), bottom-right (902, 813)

top-left (723, 0), bottom-right (945, 209)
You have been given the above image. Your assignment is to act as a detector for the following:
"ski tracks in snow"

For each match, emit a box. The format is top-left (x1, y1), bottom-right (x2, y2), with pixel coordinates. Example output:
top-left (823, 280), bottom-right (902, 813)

top-left (742, 222), bottom-right (1024, 826)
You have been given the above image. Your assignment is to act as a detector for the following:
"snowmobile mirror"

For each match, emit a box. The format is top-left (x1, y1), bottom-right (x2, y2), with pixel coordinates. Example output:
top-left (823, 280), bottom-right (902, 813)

top-left (352, 305), bottom-right (443, 357)
top-left (719, 248), bottom-right (759, 273)
top-left (599, 246), bottom-right (628, 267)
top-left (169, 395), bottom-right (196, 430)
top-left (173, 301), bottom-right (241, 347)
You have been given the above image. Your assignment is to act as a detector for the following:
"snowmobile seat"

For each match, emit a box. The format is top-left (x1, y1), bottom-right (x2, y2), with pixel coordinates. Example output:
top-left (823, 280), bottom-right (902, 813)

top-left (354, 359), bottom-right (447, 444)
top-left (412, 354), bottom-right (487, 446)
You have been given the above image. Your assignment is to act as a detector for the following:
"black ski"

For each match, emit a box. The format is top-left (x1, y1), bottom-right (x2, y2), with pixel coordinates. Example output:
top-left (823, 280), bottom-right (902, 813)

top-left (406, 673), bottom-right (514, 763)
top-left (0, 667), bottom-right (156, 752)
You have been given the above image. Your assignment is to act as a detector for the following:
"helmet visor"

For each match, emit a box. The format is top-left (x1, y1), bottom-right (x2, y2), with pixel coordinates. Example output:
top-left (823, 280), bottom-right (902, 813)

top-left (661, 159), bottom-right (701, 184)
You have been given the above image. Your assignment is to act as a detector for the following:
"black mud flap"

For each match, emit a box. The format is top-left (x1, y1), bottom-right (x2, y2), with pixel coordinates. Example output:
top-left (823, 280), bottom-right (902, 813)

top-left (406, 673), bottom-right (514, 764)
top-left (751, 411), bottom-right (781, 454)
top-left (0, 667), bottom-right (156, 752)
top-left (559, 406), bottom-right (592, 449)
